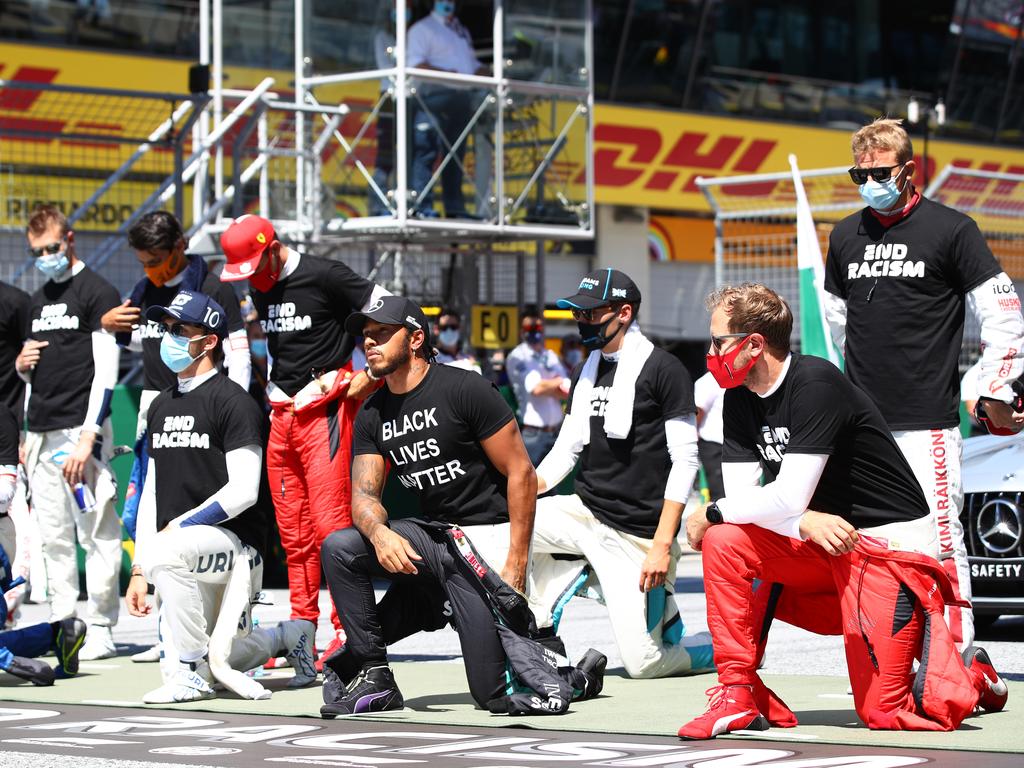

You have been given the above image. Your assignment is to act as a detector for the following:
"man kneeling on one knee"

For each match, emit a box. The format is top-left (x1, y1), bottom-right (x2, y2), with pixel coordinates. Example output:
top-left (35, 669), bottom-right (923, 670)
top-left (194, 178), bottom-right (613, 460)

top-left (126, 290), bottom-right (316, 703)
top-left (319, 296), bottom-right (606, 718)
top-left (679, 283), bottom-right (1008, 739)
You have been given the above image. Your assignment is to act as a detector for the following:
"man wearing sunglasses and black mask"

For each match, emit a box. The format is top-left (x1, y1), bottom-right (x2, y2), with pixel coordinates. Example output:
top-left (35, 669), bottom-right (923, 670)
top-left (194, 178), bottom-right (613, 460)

top-left (822, 118), bottom-right (1024, 653)
top-left (527, 268), bottom-right (714, 679)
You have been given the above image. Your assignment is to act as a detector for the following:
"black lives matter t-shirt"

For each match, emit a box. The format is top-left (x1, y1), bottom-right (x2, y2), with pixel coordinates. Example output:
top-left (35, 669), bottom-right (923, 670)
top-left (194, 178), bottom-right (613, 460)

top-left (723, 354), bottom-right (929, 528)
top-left (148, 374), bottom-right (271, 556)
top-left (0, 281), bottom-right (30, 416)
top-left (567, 348), bottom-right (695, 539)
top-left (354, 364), bottom-right (514, 526)
top-left (26, 266), bottom-right (120, 433)
top-left (824, 198), bottom-right (1002, 430)
top-left (253, 255), bottom-right (373, 397)
top-left (139, 272), bottom-right (244, 391)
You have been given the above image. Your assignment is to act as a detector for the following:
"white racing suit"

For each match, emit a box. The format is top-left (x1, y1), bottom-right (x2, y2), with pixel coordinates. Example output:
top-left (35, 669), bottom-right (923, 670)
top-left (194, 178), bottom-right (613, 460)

top-left (23, 423), bottom-right (121, 626)
top-left (146, 524), bottom-right (297, 700)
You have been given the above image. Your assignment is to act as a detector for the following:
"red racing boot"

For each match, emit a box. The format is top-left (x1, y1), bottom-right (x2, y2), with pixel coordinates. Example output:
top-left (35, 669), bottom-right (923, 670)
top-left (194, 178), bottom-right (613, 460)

top-left (678, 684), bottom-right (770, 739)
top-left (969, 647), bottom-right (1008, 713)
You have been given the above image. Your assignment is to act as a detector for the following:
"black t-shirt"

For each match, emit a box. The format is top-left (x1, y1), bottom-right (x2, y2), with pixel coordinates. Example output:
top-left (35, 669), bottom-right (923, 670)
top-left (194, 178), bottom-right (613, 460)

top-left (354, 364), bottom-right (515, 525)
top-left (0, 281), bottom-right (30, 418)
top-left (0, 405), bottom-right (18, 467)
top-left (723, 354), bottom-right (929, 528)
top-left (148, 374), bottom-right (271, 556)
top-left (824, 198), bottom-right (1002, 430)
top-left (26, 266), bottom-right (120, 433)
top-left (567, 347), bottom-right (695, 539)
top-left (253, 254), bottom-right (373, 397)
top-left (139, 272), bottom-right (244, 391)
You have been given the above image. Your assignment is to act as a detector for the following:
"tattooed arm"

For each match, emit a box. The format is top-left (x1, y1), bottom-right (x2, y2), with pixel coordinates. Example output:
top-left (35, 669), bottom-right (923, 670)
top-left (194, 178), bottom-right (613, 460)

top-left (352, 453), bottom-right (422, 574)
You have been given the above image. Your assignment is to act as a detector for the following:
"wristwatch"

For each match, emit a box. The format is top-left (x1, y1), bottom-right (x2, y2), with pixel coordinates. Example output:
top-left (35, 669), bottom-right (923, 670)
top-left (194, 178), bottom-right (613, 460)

top-left (705, 502), bottom-right (724, 525)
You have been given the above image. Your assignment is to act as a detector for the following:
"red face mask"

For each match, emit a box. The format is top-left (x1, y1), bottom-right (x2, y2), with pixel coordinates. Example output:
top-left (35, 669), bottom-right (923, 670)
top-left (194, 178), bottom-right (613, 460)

top-left (248, 245), bottom-right (281, 292)
top-left (706, 335), bottom-right (755, 389)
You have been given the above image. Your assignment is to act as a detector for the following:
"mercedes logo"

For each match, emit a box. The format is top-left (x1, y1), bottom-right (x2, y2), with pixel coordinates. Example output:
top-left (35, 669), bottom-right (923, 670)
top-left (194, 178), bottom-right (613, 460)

top-left (976, 498), bottom-right (1023, 555)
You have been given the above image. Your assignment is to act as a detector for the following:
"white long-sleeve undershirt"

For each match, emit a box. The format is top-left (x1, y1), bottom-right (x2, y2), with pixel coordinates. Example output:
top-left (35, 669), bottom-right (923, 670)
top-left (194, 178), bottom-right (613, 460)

top-left (82, 330), bottom-right (120, 433)
top-left (718, 453), bottom-right (830, 540)
top-left (224, 328), bottom-right (252, 391)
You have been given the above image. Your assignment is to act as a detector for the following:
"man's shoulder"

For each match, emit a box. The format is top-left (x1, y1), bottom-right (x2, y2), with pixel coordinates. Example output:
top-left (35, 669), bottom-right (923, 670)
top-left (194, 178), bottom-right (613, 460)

top-left (789, 354), bottom-right (845, 387)
top-left (831, 208), bottom-right (870, 239)
top-left (645, 345), bottom-right (685, 374)
top-left (0, 281), bottom-right (29, 304)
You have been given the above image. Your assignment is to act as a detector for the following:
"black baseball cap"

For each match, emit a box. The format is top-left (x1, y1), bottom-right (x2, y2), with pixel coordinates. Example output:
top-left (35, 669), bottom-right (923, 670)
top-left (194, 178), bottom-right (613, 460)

top-left (556, 268), bottom-right (641, 311)
top-left (145, 290), bottom-right (228, 337)
top-left (345, 295), bottom-right (432, 346)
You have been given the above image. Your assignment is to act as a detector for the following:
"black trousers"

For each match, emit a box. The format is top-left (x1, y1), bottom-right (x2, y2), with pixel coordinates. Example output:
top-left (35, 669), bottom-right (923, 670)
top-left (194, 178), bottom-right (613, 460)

top-left (321, 519), bottom-right (507, 708)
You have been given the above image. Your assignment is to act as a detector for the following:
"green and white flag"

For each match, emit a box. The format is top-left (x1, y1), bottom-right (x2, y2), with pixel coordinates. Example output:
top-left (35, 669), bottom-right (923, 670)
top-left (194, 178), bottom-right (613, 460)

top-left (789, 154), bottom-right (842, 367)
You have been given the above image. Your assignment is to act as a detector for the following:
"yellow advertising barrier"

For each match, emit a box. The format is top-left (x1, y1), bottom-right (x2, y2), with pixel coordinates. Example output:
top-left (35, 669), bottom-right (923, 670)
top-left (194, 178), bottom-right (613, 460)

top-left (6, 42), bottom-right (1024, 217)
top-left (471, 305), bottom-right (518, 349)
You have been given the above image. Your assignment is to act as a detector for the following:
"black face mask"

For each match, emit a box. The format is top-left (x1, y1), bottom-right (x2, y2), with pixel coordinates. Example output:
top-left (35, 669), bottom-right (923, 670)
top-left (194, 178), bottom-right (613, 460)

top-left (578, 316), bottom-right (619, 350)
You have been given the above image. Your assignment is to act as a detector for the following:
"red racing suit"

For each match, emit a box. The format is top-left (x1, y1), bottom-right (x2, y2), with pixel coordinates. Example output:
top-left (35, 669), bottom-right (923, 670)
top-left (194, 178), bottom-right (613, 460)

top-left (703, 523), bottom-right (983, 731)
top-left (266, 367), bottom-right (366, 629)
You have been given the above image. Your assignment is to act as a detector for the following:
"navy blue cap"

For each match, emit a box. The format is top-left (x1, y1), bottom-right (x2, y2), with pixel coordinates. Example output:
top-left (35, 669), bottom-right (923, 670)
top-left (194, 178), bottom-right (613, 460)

top-left (145, 290), bottom-right (229, 337)
top-left (556, 268), bottom-right (641, 311)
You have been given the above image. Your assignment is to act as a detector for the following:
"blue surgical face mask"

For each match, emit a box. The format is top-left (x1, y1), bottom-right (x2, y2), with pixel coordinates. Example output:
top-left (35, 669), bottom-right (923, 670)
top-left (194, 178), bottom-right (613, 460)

top-left (564, 349), bottom-right (584, 367)
top-left (438, 328), bottom-right (460, 348)
top-left (160, 333), bottom-right (207, 373)
top-left (434, 0), bottom-right (455, 18)
top-left (859, 174), bottom-right (906, 212)
top-left (35, 249), bottom-right (69, 280)
top-left (250, 338), bottom-right (268, 358)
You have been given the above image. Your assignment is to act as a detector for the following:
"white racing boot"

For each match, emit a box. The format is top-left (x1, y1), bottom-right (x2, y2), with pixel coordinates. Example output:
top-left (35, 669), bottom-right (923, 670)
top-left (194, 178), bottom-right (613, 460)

top-left (143, 659), bottom-right (215, 704)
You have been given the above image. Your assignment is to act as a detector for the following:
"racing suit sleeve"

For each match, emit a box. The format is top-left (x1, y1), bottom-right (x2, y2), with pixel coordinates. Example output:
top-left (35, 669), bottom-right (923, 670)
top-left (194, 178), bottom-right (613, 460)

top-left (167, 444), bottom-right (262, 529)
top-left (132, 457), bottom-right (158, 575)
top-left (223, 328), bottom-right (252, 391)
top-left (824, 291), bottom-right (848, 355)
top-left (664, 415), bottom-right (699, 504)
top-left (968, 272), bottom-right (1024, 403)
top-left (82, 330), bottom-right (120, 433)
top-left (717, 453), bottom-right (829, 540)
top-left (0, 465), bottom-right (16, 516)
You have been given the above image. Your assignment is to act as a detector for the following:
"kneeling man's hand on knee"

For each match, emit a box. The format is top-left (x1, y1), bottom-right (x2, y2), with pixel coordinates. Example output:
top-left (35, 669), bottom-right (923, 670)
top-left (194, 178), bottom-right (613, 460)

top-left (799, 510), bottom-right (858, 556)
top-left (371, 525), bottom-right (422, 575)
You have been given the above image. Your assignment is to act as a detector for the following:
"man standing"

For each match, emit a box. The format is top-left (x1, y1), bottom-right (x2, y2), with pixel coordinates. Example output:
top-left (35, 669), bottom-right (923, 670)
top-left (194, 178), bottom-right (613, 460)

top-left (506, 312), bottom-right (568, 465)
top-left (823, 117), bottom-right (1024, 650)
top-left (15, 205), bottom-right (123, 661)
top-left (125, 290), bottom-right (316, 703)
top-left (219, 214), bottom-right (388, 662)
top-left (319, 296), bottom-right (604, 717)
top-left (681, 283), bottom-right (1007, 738)
top-left (529, 268), bottom-right (714, 679)
top-left (103, 211), bottom-right (249, 555)
top-left (407, 0), bottom-right (487, 218)
top-left (434, 308), bottom-right (481, 373)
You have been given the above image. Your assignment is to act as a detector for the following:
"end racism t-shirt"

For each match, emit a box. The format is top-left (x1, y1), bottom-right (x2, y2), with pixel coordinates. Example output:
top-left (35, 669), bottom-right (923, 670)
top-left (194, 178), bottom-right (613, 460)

top-left (824, 197), bottom-right (1002, 430)
top-left (354, 364), bottom-right (514, 526)
top-left (252, 254), bottom-right (373, 397)
top-left (566, 347), bottom-right (696, 539)
top-left (140, 272), bottom-right (244, 391)
top-left (723, 354), bottom-right (930, 528)
top-left (148, 374), bottom-right (271, 556)
top-left (26, 266), bottom-right (120, 433)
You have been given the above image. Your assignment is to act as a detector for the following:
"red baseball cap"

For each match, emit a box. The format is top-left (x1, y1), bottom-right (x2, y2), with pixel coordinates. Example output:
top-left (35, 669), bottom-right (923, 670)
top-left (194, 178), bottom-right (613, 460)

top-left (220, 215), bottom-right (276, 282)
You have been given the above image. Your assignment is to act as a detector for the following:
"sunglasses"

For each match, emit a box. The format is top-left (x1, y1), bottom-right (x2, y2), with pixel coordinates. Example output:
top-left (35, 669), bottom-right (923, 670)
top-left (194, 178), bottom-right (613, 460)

top-left (438, 324), bottom-right (460, 331)
top-left (570, 305), bottom-right (617, 323)
top-left (710, 332), bottom-right (749, 352)
top-left (27, 239), bottom-right (66, 259)
top-left (158, 322), bottom-right (207, 340)
top-left (848, 165), bottom-right (904, 185)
